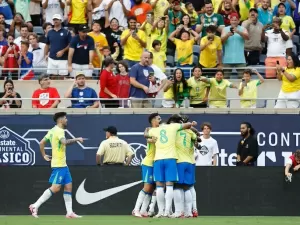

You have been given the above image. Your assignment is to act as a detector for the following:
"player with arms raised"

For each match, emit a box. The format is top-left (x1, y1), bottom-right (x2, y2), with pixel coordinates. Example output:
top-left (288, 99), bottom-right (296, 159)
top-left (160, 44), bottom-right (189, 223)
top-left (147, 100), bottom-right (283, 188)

top-left (148, 114), bottom-right (197, 218)
top-left (29, 112), bottom-right (84, 218)
top-left (132, 113), bottom-right (161, 217)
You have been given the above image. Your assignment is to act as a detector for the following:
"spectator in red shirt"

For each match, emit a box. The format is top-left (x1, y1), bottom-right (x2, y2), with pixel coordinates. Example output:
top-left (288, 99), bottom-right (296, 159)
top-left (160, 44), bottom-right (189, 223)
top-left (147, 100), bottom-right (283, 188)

top-left (116, 61), bottom-right (130, 107)
top-left (1, 34), bottom-right (20, 80)
top-left (129, 0), bottom-right (152, 24)
top-left (217, 0), bottom-right (237, 26)
top-left (32, 74), bottom-right (61, 108)
top-left (285, 150), bottom-right (300, 178)
top-left (100, 57), bottom-right (119, 108)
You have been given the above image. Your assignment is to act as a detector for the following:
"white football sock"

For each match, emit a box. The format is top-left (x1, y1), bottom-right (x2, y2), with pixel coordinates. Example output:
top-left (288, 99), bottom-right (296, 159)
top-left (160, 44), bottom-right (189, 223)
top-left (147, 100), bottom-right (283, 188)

top-left (148, 193), bottom-right (157, 212)
top-left (33, 189), bottom-right (53, 209)
top-left (63, 192), bottom-right (73, 215)
top-left (173, 188), bottom-right (183, 214)
top-left (140, 194), bottom-right (151, 214)
top-left (184, 190), bottom-right (192, 215)
top-left (134, 190), bottom-right (146, 211)
top-left (165, 185), bottom-right (174, 215)
top-left (190, 186), bottom-right (197, 210)
top-left (156, 187), bottom-right (165, 214)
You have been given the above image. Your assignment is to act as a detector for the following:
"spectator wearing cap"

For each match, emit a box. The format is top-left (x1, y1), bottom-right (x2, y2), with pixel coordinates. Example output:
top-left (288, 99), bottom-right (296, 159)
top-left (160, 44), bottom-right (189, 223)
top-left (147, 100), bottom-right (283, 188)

top-left (18, 40), bottom-right (35, 80)
top-left (39, 22), bottom-right (53, 44)
top-left (68, 24), bottom-right (95, 78)
top-left (256, 0), bottom-right (273, 26)
top-left (42, 0), bottom-right (65, 25)
top-left (66, 0), bottom-right (89, 33)
top-left (28, 33), bottom-right (47, 74)
top-left (129, 51), bottom-right (154, 108)
top-left (64, 73), bottom-right (100, 108)
top-left (45, 14), bottom-right (72, 79)
top-left (242, 8), bottom-right (264, 66)
top-left (264, 17), bottom-right (289, 78)
top-left (88, 21), bottom-right (108, 69)
top-left (0, 0), bottom-right (13, 25)
top-left (276, 2), bottom-right (295, 56)
top-left (32, 74), bottom-right (61, 108)
top-left (273, 0), bottom-right (295, 17)
top-left (14, 24), bottom-right (29, 48)
top-left (96, 126), bottom-right (134, 166)
top-left (1, 34), bottom-right (19, 80)
top-left (196, 2), bottom-right (224, 37)
top-left (99, 57), bottom-right (119, 108)
top-left (221, 12), bottom-right (249, 78)
top-left (128, 0), bottom-right (152, 24)
top-left (121, 16), bottom-right (146, 68)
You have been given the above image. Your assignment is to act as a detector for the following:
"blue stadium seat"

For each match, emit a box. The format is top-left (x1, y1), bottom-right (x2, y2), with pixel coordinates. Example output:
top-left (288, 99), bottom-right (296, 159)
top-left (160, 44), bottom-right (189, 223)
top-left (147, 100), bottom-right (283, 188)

top-left (193, 55), bottom-right (198, 66)
top-left (259, 54), bottom-right (266, 65)
top-left (166, 55), bottom-right (175, 67)
top-left (193, 45), bottom-right (200, 57)
top-left (33, 26), bottom-right (43, 35)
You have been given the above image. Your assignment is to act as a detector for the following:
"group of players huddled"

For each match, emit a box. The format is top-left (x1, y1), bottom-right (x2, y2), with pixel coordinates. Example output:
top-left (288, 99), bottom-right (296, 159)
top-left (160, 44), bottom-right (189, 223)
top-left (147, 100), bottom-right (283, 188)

top-left (133, 113), bottom-right (204, 218)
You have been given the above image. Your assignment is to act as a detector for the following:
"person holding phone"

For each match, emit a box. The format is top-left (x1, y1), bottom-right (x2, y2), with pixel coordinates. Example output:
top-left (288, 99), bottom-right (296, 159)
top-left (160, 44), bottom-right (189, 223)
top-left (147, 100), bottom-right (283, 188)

top-left (238, 69), bottom-right (265, 108)
top-left (0, 79), bottom-right (22, 108)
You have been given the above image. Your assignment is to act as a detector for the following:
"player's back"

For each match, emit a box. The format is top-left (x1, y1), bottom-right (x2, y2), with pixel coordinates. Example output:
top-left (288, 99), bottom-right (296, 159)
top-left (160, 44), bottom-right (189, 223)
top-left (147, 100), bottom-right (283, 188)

top-left (45, 126), bottom-right (67, 168)
top-left (149, 123), bottom-right (182, 161)
top-left (176, 129), bottom-right (197, 164)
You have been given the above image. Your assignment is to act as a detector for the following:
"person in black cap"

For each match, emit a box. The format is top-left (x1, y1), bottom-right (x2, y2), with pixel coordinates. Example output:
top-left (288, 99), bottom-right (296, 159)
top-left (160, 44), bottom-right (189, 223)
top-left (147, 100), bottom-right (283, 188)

top-left (236, 122), bottom-right (258, 166)
top-left (96, 126), bottom-right (134, 166)
top-left (68, 24), bottom-right (95, 79)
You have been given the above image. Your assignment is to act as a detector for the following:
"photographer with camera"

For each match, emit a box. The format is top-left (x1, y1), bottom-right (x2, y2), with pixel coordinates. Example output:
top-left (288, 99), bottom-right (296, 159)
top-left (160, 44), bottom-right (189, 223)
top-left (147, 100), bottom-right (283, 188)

top-left (238, 69), bottom-right (264, 108)
top-left (0, 79), bottom-right (22, 108)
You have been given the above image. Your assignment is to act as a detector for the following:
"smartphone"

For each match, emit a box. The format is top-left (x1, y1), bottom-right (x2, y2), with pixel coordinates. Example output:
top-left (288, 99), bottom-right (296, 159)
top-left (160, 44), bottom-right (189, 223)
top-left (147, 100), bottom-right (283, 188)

top-left (276, 60), bottom-right (280, 65)
top-left (242, 78), bottom-right (246, 86)
top-left (230, 27), bottom-right (234, 33)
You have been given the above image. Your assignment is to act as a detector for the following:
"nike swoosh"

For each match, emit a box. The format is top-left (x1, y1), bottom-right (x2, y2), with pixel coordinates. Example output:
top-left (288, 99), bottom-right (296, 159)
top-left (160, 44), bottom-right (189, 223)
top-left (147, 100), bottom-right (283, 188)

top-left (75, 179), bottom-right (142, 205)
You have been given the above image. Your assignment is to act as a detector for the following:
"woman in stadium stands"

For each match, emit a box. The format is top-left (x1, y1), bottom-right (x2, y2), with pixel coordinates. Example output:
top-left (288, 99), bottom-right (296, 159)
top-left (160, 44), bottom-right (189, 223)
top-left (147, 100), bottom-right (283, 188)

top-left (9, 13), bottom-right (32, 38)
top-left (0, 79), bottom-right (22, 108)
top-left (99, 57), bottom-right (119, 108)
top-left (116, 61), bottom-right (130, 107)
top-left (150, 16), bottom-right (168, 53)
top-left (162, 68), bottom-right (189, 108)
top-left (275, 53), bottom-right (300, 108)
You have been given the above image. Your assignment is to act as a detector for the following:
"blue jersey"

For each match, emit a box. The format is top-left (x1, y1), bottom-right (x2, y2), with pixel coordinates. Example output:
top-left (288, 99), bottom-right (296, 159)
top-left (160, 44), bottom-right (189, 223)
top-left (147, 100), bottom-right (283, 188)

top-left (47, 28), bottom-right (72, 60)
top-left (71, 87), bottom-right (98, 108)
top-left (69, 35), bottom-right (95, 65)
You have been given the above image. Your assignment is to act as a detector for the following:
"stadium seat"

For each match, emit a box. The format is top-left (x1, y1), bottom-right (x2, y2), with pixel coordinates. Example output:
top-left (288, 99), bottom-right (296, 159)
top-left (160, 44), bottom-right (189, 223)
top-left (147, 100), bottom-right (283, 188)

top-left (293, 35), bottom-right (299, 44)
top-left (256, 100), bottom-right (267, 108)
top-left (259, 54), bottom-right (266, 65)
top-left (166, 55), bottom-right (175, 67)
top-left (193, 45), bottom-right (200, 57)
top-left (193, 55), bottom-right (198, 66)
top-left (33, 26), bottom-right (43, 35)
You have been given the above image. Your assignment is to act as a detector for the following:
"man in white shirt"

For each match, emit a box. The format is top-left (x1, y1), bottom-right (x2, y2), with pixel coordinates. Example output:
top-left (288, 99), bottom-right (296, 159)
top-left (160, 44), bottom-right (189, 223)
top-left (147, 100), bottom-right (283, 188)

top-left (195, 122), bottom-right (219, 166)
top-left (28, 33), bottom-right (47, 72)
top-left (14, 24), bottom-right (29, 48)
top-left (94, 0), bottom-right (131, 28)
top-left (42, 0), bottom-right (65, 24)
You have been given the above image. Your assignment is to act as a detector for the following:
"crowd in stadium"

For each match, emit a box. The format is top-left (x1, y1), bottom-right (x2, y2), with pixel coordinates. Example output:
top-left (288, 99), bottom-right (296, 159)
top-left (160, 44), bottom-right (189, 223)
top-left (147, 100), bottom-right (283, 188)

top-left (0, 0), bottom-right (300, 109)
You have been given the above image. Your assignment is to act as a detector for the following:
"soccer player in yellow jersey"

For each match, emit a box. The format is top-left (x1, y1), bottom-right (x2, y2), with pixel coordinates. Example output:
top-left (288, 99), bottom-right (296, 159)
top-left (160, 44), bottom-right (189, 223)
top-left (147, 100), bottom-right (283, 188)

top-left (170, 115), bottom-right (198, 218)
top-left (29, 112), bottom-right (84, 218)
top-left (133, 113), bottom-right (160, 218)
top-left (148, 114), bottom-right (197, 217)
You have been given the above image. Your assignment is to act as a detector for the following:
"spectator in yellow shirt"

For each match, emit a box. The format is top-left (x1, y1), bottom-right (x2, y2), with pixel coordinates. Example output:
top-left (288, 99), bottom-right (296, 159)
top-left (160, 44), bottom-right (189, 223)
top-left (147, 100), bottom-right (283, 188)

top-left (200, 25), bottom-right (223, 77)
top-left (88, 21), bottom-right (108, 69)
top-left (169, 24), bottom-right (200, 77)
top-left (151, 0), bottom-right (169, 20)
top-left (140, 12), bottom-right (154, 51)
top-left (151, 40), bottom-right (166, 72)
top-left (238, 69), bottom-right (265, 108)
top-left (187, 66), bottom-right (210, 108)
top-left (150, 16), bottom-right (169, 53)
top-left (200, 70), bottom-right (238, 108)
top-left (121, 16), bottom-right (147, 67)
top-left (66, 0), bottom-right (89, 33)
top-left (275, 54), bottom-right (300, 108)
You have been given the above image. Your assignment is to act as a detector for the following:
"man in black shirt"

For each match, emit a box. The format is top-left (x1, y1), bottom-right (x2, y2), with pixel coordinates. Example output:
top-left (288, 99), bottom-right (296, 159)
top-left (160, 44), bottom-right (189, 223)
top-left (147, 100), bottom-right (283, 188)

top-left (236, 122), bottom-right (258, 166)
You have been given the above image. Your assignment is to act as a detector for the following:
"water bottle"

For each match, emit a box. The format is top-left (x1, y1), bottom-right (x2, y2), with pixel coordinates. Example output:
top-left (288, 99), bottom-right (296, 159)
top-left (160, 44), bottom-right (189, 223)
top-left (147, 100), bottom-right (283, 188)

top-left (184, 97), bottom-right (190, 108)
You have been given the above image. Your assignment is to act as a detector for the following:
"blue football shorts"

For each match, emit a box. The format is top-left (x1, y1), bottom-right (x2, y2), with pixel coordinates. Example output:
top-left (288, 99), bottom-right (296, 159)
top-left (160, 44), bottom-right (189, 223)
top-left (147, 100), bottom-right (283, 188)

top-left (153, 159), bottom-right (178, 182)
top-left (49, 166), bottom-right (72, 185)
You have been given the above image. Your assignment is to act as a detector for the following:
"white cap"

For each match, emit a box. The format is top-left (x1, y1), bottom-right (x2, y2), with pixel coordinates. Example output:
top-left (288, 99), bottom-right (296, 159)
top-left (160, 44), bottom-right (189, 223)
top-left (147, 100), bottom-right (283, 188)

top-left (52, 14), bottom-right (62, 20)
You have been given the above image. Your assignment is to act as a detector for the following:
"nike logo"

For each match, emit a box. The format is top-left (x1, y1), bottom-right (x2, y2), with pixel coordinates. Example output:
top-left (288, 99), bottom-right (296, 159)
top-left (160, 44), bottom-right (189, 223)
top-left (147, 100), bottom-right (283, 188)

top-left (75, 179), bottom-right (142, 205)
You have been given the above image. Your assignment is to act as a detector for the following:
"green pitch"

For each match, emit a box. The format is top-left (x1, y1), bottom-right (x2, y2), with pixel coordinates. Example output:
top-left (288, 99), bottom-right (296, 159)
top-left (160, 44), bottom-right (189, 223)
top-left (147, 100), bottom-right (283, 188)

top-left (0, 216), bottom-right (299, 225)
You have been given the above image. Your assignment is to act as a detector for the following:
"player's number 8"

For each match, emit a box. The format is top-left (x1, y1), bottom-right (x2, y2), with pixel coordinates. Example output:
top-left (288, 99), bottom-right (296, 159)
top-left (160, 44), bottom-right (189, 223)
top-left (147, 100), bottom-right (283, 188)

top-left (160, 129), bottom-right (168, 143)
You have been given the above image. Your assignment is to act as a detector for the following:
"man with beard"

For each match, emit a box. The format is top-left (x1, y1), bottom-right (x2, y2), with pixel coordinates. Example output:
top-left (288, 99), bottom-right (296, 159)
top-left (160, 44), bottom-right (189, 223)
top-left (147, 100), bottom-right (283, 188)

top-left (236, 122), bottom-right (258, 166)
top-left (256, 0), bottom-right (273, 26)
top-left (29, 112), bottom-right (84, 218)
top-left (217, 0), bottom-right (237, 26)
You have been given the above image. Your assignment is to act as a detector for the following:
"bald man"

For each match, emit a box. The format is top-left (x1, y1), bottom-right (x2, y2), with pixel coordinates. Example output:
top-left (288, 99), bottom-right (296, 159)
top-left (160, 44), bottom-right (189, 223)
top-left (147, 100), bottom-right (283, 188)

top-left (129, 52), bottom-right (154, 108)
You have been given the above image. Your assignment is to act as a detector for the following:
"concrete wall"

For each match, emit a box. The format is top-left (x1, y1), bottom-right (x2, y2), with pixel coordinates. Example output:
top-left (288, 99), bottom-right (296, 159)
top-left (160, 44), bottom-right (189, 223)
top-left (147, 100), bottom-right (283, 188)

top-left (0, 79), bottom-right (282, 109)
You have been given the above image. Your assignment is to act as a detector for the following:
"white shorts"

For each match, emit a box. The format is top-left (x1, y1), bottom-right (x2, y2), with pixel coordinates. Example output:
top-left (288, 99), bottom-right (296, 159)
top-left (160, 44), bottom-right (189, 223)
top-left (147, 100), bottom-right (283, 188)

top-left (47, 57), bottom-right (68, 75)
top-left (275, 90), bottom-right (300, 108)
top-left (71, 63), bottom-right (93, 77)
top-left (286, 39), bottom-right (293, 49)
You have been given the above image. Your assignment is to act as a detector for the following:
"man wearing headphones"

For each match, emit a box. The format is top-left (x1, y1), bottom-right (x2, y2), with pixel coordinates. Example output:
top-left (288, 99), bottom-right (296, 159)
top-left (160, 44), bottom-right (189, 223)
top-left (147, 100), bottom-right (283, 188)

top-left (236, 122), bottom-right (259, 166)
